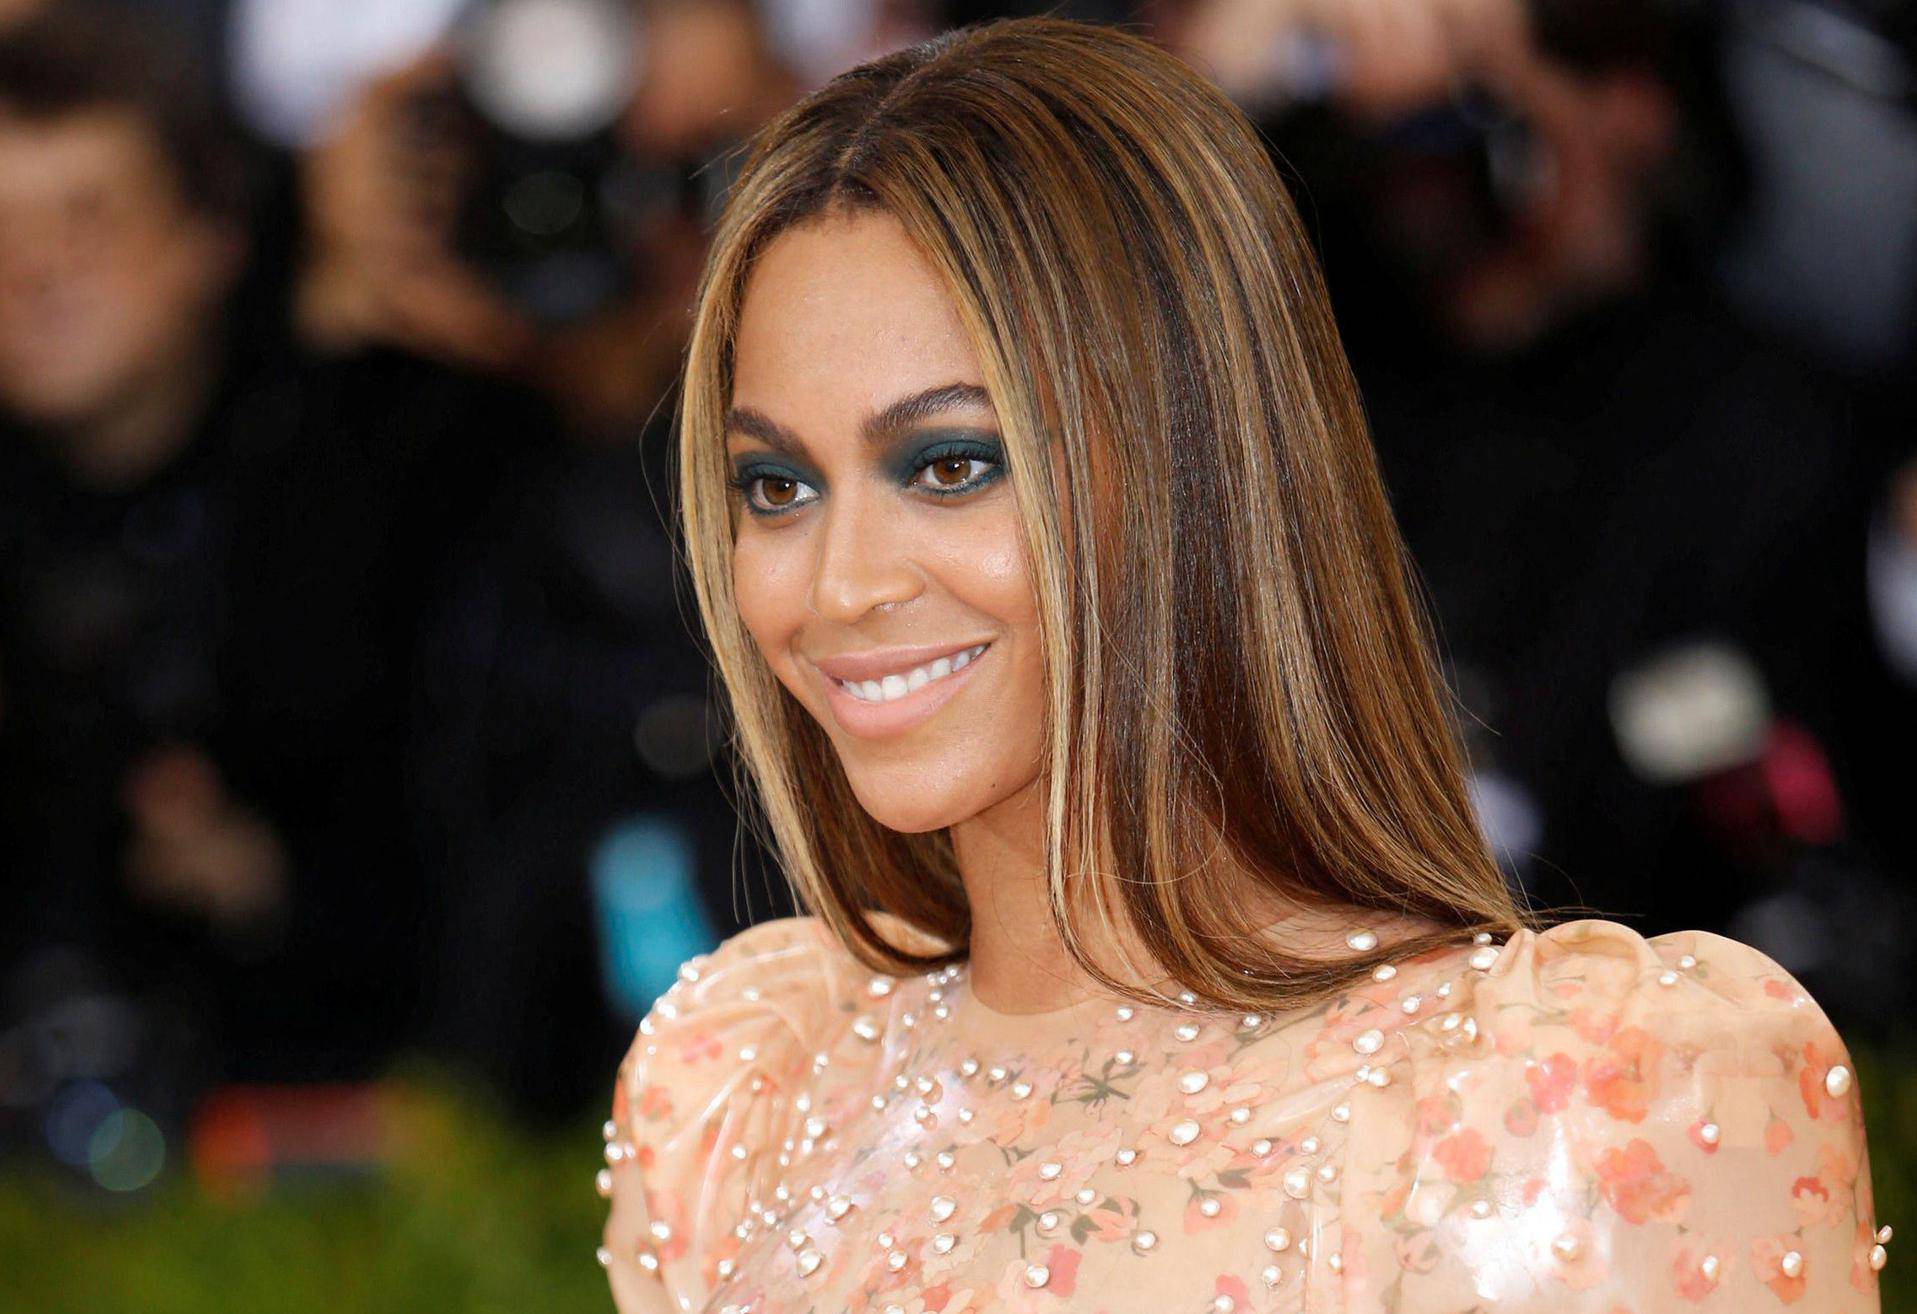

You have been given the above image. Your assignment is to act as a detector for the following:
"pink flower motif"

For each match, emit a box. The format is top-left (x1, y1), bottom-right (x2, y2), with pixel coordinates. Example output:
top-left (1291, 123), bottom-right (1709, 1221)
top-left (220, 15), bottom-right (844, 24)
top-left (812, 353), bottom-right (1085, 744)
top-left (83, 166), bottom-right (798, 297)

top-left (1594, 1138), bottom-right (1691, 1225)
top-left (1669, 1237), bottom-right (1728, 1303)
top-left (1433, 1128), bottom-right (1491, 1183)
top-left (1765, 1115), bottom-right (1796, 1156)
top-left (1791, 1174), bottom-right (1846, 1229)
top-left (1007, 1125), bottom-right (1118, 1207)
top-left (675, 1027), bottom-right (723, 1065)
top-left (1751, 1235), bottom-right (1808, 1303)
top-left (1525, 1052), bottom-right (1578, 1114)
top-left (1182, 1191), bottom-right (1238, 1234)
top-left (1213, 1274), bottom-right (1251, 1310)
top-left (1797, 1033), bottom-right (1852, 1122)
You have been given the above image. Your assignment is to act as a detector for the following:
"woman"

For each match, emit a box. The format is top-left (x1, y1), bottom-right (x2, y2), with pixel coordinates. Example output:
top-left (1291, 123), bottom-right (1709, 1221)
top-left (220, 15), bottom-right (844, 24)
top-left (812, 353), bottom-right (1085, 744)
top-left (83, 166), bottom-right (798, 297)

top-left (600, 17), bottom-right (1888, 1313)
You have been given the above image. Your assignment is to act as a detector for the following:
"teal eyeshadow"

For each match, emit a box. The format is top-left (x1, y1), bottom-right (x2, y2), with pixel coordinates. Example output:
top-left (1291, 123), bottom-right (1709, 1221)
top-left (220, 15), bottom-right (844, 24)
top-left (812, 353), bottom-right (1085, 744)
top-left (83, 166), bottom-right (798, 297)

top-left (880, 430), bottom-right (1005, 484)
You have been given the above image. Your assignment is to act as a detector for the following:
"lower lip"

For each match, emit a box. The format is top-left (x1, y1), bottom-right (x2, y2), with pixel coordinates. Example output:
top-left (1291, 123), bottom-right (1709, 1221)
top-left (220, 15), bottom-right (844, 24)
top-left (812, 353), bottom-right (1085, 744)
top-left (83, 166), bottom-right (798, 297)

top-left (816, 644), bottom-right (992, 740)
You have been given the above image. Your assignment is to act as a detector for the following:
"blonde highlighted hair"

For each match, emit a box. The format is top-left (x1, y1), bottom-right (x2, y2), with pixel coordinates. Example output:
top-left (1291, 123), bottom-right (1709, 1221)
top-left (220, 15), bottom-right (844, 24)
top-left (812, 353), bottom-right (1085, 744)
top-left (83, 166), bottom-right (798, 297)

top-left (678, 16), bottom-right (1541, 1013)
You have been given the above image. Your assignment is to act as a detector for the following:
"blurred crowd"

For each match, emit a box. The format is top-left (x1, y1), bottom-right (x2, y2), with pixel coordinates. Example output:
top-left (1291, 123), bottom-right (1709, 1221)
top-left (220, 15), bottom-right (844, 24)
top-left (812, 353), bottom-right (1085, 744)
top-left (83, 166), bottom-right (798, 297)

top-left (2, 0), bottom-right (1914, 1196)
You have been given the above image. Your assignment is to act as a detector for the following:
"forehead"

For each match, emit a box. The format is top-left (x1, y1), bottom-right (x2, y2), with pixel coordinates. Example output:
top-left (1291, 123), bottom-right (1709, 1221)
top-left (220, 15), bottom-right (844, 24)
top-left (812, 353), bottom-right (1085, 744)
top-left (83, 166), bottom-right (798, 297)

top-left (0, 107), bottom-right (174, 205)
top-left (731, 209), bottom-right (987, 426)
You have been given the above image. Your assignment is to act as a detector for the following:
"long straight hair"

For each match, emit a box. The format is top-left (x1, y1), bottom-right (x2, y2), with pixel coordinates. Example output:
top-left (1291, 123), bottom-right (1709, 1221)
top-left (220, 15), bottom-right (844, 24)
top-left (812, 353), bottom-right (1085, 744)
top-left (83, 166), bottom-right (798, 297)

top-left (678, 16), bottom-right (1540, 1014)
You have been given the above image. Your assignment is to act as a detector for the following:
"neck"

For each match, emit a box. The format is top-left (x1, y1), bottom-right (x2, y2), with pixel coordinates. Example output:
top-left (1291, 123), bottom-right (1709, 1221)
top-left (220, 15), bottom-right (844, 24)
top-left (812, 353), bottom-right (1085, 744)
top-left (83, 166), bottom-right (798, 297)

top-left (948, 778), bottom-right (1172, 1014)
top-left (60, 335), bottom-right (220, 489)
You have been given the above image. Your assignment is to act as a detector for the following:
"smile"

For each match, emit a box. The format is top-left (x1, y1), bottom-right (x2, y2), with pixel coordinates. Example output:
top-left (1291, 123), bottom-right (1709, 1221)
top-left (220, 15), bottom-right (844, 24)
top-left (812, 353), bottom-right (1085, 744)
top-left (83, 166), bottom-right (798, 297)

top-left (834, 643), bottom-right (989, 703)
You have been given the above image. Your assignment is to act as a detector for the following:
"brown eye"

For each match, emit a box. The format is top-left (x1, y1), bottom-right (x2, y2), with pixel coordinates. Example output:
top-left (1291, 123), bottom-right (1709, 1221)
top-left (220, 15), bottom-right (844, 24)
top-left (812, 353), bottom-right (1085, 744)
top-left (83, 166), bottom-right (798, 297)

top-left (761, 476), bottom-right (799, 507)
top-left (924, 458), bottom-right (975, 489)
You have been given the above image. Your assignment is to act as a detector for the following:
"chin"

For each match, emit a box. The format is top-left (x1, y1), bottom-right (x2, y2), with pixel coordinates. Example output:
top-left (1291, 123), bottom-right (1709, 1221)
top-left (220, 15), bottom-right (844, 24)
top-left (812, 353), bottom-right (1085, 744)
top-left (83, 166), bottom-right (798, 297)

top-left (843, 771), bottom-right (979, 834)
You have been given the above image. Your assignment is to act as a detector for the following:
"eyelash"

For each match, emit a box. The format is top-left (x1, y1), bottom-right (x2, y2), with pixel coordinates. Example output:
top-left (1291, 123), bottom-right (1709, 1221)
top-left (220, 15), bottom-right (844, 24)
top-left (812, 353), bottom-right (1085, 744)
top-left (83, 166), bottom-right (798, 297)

top-left (724, 441), bottom-right (1004, 518)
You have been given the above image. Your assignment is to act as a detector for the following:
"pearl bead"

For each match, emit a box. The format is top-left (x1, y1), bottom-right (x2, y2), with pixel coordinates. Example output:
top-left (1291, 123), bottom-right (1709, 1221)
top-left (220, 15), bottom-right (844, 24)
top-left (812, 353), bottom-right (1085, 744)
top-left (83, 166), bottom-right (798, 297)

top-left (1347, 930), bottom-right (1378, 951)
top-left (1039, 1161), bottom-right (1063, 1180)
top-left (887, 1250), bottom-right (907, 1271)
top-left (1317, 1163), bottom-right (1338, 1183)
top-left (959, 1058), bottom-right (979, 1077)
top-left (1283, 1169), bottom-right (1310, 1198)
top-left (1212, 1296), bottom-right (1235, 1313)
top-left (929, 1196), bottom-right (956, 1222)
top-left (1700, 1254), bottom-right (1720, 1281)
top-left (1677, 954), bottom-right (1696, 970)
top-left (903, 1152), bottom-right (921, 1169)
top-left (1024, 1263), bottom-right (1051, 1288)
top-left (1200, 1197), bottom-right (1221, 1216)
top-left (1178, 990), bottom-right (1198, 1005)
top-left (852, 1016), bottom-right (880, 1041)
top-left (1116, 1147), bottom-right (1138, 1165)
top-left (1473, 931), bottom-right (1493, 945)
top-left (1871, 1244), bottom-right (1888, 1271)
top-left (1780, 1250), bottom-right (1803, 1278)
top-left (1331, 1103), bottom-right (1350, 1123)
top-left (1036, 1211), bottom-right (1060, 1234)
top-left (1169, 1119), bottom-right (1201, 1145)
top-left (1373, 964), bottom-right (1397, 981)
top-left (1366, 1066), bottom-right (1390, 1087)
top-left (868, 976), bottom-right (894, 997)
top-left (1699, 1122), bottom-right (1720, 1145)
top-left (605, 1142), bottom-right (627, 1165)
top-left (637, 1249), bottom-right (660, 1273)
top-left (602, 1119), bottom-right (619, 1142)
top-left (877, 1231), bottom-right (894, 1248)
top-left (1230, 1107), bottom-right (1250, 1124)
top-left (1327, 1252), bottom-right (1343, 1273)
top-left (1179, 1070), bottom-right (1210, 1094)
top-left (1116, 1049), bottom-right (1136, 1065)
top-left (1470, 1199), bottom-right (1491, 1218)
top-left (717, 1258), bottom-right (735, 1279)
top-left (1469, 947), bottom-right (1498, 971)
top-left (1353, 1028), bottom-right (1384, 1055)
top-left (1264, 1227), bottom-right (1292, 1252)
top-left (1658, 970), bottom-right (1679, 986)
top-left (596, 1169), bottom-right (613, 1198)
top-left (1132, 1230), bottom-right (1159, 1254)
top-left (1252, 1138), bottom-right (1272, 1156)
top-left (1175, 1022), bottom-right (1201, 1042)
top-left (1300, 1138), bottom-right (1318, 1153)
top-left (795, 1249), bottom-right (822, 1277)
top-left (1075, 1186), bottom-right (1096, 1205)
top-left (1552, 1232), bottom-right (1581, 1261)
top-left (931, 1233), bottom-right (955, 1254)
top-left (1116, 1005), bottom-right (1135, 1021)
top-left (1261, 1264), bottom-right (1281, 1286)
top-left (1401, 995), bottom-right (1422, 1013)
top-left (826, 1195), bottom-right (852, 1220)
top-left (649, 1221), bottom-right (672, 1242)
top-left (936, 1151), bottom-right (956, 1170)
top-left (595, 1246), bottom-right (612, 1268)
top-left (988, 1065), bottom-right (1008, 1083)
top-left (1878, 1225), bottom-right (1893, 1243)
top-left (1826, 1065), bottom-right (1853, 1098)
top-left (1011, 1080), bottom-right (1033, 1099)
top-left (804, 1116), bottom-right (828, 1139)
top-left (957, 1108), bottom-right (974, 1124)
top-left (1242, 1014), bottom-right (1263, 1029)
top-left (786, 1229), bottom-right (807, 1249)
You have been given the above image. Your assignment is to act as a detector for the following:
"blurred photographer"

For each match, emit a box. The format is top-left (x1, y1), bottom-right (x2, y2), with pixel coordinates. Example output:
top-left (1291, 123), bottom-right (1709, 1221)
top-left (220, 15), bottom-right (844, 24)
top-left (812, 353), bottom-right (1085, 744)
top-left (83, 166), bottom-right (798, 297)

top-left (0, 5), bottom-right (566, 1171)
top-left (1167, 0), bottom-right (1913, 1022)
top-left (295, 0), bottom-right (797, 440)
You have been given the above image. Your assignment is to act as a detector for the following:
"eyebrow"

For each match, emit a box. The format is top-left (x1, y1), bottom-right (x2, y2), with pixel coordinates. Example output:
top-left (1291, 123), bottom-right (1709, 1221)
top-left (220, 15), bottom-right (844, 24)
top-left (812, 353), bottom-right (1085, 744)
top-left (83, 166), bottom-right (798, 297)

top-left (723, 382), bottom-right (994, 457)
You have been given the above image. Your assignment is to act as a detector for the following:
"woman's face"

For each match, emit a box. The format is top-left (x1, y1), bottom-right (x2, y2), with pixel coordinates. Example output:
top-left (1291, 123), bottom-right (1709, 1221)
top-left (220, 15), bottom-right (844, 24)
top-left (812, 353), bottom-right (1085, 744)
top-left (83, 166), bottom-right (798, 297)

top-left (726, 209), bottom-right (1046, 833)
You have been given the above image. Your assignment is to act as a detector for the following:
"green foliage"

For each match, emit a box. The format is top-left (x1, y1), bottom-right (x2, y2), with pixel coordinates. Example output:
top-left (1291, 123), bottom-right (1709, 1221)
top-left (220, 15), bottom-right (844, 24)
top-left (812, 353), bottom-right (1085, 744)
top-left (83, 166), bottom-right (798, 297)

top-left (0, 1059), bottom-right (612, 1314)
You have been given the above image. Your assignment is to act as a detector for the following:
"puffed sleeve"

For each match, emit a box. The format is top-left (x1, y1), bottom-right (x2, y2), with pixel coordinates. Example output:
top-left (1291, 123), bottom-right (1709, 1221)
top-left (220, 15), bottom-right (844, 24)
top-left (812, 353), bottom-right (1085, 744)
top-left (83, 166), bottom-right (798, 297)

top-left (599, 915), bottom-right (871, 1314)
top-left (1344, 918), bottom-right (1887, 1312)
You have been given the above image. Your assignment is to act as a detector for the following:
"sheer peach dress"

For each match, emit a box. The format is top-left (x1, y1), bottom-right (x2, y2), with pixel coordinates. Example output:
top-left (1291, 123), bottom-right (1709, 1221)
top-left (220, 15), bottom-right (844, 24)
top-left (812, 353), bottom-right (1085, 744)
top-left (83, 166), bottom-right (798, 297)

top-left (600, 914), bottom-right (1889, 1313)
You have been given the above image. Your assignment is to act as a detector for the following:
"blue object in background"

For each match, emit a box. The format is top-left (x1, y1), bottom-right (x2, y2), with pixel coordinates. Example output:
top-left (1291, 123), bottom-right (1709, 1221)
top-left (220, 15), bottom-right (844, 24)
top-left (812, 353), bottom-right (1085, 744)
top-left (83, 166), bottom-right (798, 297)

top-left (589, 814), bottom-right (719, 1024)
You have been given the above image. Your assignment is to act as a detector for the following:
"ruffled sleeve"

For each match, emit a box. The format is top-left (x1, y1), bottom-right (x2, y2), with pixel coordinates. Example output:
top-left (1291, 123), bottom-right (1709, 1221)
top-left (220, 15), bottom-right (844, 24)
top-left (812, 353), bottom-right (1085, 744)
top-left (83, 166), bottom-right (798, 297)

top-left (1343, 918), bottom-right (1886, 1312)
top-left (599, 915), bottom-right (876, 1314)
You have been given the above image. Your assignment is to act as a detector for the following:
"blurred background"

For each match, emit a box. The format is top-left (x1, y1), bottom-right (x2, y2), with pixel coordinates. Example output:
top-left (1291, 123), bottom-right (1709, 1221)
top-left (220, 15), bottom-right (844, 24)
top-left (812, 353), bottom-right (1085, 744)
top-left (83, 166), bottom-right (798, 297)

top-left (0, 0), bottom-right (1912, 1308)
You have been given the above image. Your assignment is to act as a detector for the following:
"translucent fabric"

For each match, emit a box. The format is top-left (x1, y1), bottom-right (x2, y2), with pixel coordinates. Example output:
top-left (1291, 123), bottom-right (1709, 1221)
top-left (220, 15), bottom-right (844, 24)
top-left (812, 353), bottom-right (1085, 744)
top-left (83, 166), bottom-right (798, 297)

top-left (601, 914), bottom-right (1888, 1313)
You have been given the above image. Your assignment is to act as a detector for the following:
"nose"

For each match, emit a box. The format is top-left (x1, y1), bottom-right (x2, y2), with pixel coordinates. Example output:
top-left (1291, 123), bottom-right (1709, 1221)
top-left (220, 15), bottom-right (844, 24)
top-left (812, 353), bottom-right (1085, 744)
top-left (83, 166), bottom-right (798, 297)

top-left (807, 480), bottom-right (923, 623)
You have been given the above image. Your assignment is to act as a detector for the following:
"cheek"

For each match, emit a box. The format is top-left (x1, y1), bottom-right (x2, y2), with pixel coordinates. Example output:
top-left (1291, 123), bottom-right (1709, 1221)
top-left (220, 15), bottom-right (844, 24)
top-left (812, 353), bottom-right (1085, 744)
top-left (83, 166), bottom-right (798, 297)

top-left (732, 532), bottom-right (811, 678)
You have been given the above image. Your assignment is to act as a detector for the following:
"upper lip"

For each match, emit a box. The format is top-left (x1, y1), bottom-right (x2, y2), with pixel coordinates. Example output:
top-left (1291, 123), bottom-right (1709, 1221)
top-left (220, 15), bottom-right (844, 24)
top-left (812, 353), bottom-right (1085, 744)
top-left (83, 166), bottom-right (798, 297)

top-left (808, 640), bottom-right (991, 684)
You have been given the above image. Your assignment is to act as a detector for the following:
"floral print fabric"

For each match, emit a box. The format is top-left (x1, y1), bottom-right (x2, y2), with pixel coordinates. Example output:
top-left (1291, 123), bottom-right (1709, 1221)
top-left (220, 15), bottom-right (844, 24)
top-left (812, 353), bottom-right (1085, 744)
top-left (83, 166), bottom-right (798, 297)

top-left (601, 914), bottom-right (1886, 1313)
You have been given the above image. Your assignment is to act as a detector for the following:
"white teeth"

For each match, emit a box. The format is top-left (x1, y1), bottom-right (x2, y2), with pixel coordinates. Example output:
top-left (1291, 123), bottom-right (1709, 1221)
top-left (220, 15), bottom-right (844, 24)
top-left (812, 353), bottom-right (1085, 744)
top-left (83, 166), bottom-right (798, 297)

top-left (838, 644), bottom-right (987, 703)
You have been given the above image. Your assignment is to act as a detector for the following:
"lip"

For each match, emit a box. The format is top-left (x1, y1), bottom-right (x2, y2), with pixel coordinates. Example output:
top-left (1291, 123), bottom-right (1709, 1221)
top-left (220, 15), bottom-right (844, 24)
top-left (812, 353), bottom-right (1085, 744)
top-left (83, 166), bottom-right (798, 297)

top-left (810, 640), bottom-right (994, 740)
